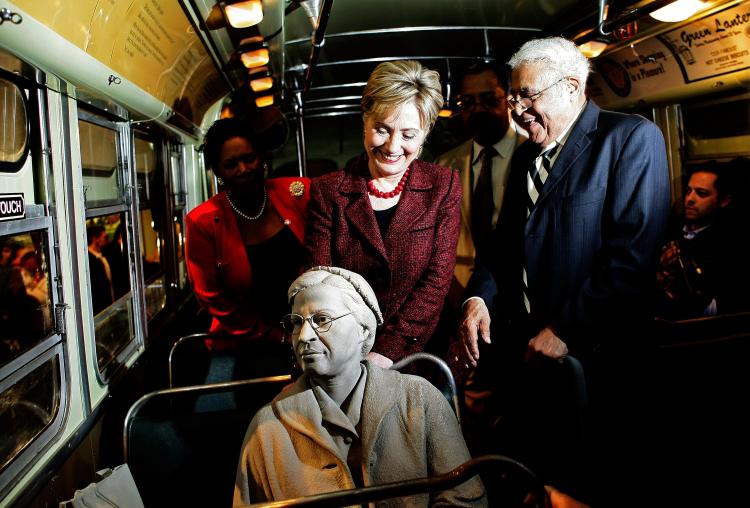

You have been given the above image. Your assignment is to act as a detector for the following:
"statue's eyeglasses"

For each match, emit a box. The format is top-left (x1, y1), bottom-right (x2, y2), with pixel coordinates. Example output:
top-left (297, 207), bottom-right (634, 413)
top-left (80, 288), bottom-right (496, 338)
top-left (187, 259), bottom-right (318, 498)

top-left (280, 311), bottom-right (354, 334)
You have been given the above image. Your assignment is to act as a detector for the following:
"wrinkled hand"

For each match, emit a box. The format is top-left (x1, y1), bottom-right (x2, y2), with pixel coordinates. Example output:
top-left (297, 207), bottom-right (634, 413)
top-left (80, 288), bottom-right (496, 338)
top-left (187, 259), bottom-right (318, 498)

top-left (527, 327), bottom-right (568, 362)
top-left (458, 298), bottom-right (491, 367)
top-left (545, 485), bottom-right (591, 508)
top-left (366, 351), bottom-right (393, 369)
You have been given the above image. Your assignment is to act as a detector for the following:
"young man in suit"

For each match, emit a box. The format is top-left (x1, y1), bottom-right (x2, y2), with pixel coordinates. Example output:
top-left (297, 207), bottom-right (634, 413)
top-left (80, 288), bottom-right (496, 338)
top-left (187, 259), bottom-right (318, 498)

top-left (458, 37), bottom-right (671, 505)
top-left (435, 63), bottom-right (526, 299)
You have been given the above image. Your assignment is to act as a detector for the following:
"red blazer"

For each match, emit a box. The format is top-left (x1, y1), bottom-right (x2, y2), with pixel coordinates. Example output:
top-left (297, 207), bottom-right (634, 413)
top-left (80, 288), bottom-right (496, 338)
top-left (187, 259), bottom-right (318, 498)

top-left (185, 177), bottom-right (310, 337)
top-left (305, 156), bottom-right (461, 361)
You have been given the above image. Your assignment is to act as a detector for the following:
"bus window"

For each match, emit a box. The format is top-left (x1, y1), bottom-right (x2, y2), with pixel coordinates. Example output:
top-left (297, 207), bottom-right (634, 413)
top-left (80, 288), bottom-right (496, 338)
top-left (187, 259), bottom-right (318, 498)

top-left (85, 214), bottom-right (134, 372)
top-left (134, 134), bottom-right (166, 321)
top-left (79, 111), bottom-right (136, 376)
top-left (79, 120), bottom-right (122, 206)
top-left (0, 231), bottom-right (53, 368)
top-left (0, 77), bottom-right (28, 172)
top-left (0, 355), bottom-right (60, 472)
top-left (170, 149), bottom-right (187, 290)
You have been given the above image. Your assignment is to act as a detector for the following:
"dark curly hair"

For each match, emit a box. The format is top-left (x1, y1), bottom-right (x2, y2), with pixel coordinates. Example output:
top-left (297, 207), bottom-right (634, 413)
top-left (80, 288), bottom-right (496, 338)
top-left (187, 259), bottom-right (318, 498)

top-left (202, 117), bottom-right (263, 173)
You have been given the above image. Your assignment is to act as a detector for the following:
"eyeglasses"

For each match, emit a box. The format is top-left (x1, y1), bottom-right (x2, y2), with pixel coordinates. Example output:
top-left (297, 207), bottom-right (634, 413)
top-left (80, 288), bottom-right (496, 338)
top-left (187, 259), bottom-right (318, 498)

top-left (458, 91), bottom-right (506, 110)
top-left (280, 311), bottom-right (354, 334)
top-left (506, 77), bottom-right (567, 111)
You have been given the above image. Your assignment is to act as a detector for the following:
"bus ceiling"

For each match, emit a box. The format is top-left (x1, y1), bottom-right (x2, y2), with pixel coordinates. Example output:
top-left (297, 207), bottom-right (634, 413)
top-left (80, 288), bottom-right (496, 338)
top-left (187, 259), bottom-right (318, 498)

top-left (0, 1), bottom-right (748, 128)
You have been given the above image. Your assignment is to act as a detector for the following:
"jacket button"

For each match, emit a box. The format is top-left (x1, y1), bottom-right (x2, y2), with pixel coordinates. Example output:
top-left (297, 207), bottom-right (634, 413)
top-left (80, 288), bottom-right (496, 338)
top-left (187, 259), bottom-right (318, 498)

top-left (343, 436), bottom-right (352, 444)
top-left (405, 336), bottom-right (418, 344)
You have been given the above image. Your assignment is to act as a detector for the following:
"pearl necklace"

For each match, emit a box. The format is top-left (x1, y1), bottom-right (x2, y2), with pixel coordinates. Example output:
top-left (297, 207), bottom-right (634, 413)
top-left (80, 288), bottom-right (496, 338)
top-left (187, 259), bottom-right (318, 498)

top-left (367, 168), bottom-right (410, 199)
top-left (225, 187), bottom-right (267, 221)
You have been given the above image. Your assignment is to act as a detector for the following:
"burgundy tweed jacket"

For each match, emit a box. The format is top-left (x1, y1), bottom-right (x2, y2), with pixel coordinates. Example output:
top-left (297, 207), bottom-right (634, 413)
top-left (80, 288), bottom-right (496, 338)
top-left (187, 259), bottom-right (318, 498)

top-left (305, 155), bottom-right (461, 361)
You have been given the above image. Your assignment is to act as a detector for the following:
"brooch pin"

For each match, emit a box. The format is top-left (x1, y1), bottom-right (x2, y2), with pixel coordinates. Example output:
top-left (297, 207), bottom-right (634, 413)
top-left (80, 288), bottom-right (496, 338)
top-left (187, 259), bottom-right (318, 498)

top-left (289, 180), bottom-right (305, 197)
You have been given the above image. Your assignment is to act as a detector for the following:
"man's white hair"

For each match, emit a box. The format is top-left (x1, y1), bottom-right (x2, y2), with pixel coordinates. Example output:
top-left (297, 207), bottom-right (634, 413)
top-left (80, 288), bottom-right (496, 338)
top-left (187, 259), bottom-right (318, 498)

top-left (507, 37), bottom-right (590, 91)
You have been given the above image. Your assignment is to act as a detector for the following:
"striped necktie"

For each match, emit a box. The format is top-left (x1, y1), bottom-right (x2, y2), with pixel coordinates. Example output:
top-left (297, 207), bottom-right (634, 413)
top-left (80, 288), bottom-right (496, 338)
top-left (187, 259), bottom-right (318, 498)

top-left (526, 144), bottom-right (558, 217)
top-left (523, 144), bottom-right (559, 313)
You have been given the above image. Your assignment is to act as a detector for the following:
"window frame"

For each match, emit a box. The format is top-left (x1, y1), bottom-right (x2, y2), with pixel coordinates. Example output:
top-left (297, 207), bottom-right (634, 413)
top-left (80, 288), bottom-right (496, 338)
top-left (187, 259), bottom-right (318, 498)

top-left (0, 71), bottom-right (31, 173)
top-left (77, 108), bottom-right (142, 382)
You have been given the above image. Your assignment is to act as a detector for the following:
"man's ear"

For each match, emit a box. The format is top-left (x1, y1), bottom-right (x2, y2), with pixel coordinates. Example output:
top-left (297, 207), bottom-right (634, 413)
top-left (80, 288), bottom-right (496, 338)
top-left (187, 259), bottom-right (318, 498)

top-left (567, 76), bottom-right (581, 97)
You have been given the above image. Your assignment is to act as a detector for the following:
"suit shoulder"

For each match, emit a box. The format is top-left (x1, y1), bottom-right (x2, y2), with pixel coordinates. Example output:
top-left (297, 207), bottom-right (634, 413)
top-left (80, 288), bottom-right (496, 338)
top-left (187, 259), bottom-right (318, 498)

top-left (434, 141), bottom-right (471, 167)
top-left (598, 108), bottom-right (659, 133)
top-left (186, 195), bottom-right (222, 224)
top-left (416, 160), bottom-right (457, 180)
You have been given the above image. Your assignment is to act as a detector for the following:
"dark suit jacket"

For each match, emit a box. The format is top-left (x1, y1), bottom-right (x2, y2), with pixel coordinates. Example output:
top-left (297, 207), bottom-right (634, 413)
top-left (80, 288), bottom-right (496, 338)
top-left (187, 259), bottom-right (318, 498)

top-left (468, 100), bottom-right (671, 357)
top-left (305, 155), bottom-right (461, 361)
top-left (185, 177), bottom-right (310, 336)
top-left (88, 251), bottom-right (113, 315)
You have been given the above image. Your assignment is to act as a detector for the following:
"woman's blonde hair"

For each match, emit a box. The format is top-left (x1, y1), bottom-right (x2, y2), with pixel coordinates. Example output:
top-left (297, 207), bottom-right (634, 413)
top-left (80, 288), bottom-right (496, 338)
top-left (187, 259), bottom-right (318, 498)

top-left (361, 60), bottom-right (443, 132)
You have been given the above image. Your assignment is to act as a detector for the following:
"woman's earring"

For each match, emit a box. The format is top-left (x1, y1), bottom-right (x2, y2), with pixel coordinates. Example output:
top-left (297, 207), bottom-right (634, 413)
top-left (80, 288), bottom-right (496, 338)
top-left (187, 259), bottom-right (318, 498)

top-left (217, 176), bottom-right (224, 186)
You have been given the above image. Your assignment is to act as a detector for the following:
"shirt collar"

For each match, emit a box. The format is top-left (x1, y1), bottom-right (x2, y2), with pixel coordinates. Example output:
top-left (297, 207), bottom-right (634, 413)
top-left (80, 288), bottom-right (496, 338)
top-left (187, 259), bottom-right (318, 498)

top-left (471, 123), bottom-right (516, 165)
top-left (540, 100), bottom-right (587, 154)
top-left (683, 223), bottom-right (712, 240)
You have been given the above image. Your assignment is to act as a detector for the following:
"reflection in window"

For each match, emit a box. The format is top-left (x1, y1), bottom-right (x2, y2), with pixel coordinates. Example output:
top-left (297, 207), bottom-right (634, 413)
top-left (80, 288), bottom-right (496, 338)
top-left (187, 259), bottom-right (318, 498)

top-left (0, 356), bottom-right (60, 470)
top-left (139, 209), bottom-right (166, 320)
top-left (135, 136), bottom-right (158, 203)
top-left (79, 120), bottom-right (122, 205)
top-left (0, 78), bottom-right (28, 167)
top-left (174, 214), bottom-right (187, 289)
top-left (0, 232), bottom-right (53, 368)
top-left (86, 214), bottom-right (134, 372)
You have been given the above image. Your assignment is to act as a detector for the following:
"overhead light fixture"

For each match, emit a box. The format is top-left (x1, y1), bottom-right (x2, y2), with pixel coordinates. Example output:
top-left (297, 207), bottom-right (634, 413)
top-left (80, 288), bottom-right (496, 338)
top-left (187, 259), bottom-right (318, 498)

top-left (650, 0), bottom-right (706, 22)
top-left (250, 76), bottom-right (273, 92)
top-left (224, 0), bottom-right (263, 28)
top-left (248, 66), bottom-right (273, 92)
top-left (438, 61), bottom-right (455, 118)
top-left (241, 48), bottom-right (269, 68)
top-left (255, 94), bottom-right (274, 108)
top-left (238, 36), bottom-right (269, 69)
top-left (578, 40), bottom-right (608, 58)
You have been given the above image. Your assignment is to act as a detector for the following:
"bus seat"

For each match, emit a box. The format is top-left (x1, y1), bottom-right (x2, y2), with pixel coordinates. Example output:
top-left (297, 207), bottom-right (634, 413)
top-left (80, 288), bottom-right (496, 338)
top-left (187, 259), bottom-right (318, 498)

top-left (237, 454), bottom-right (547, 507)
top-left (168, 333), bottom-right (293, 411)
top-left (123, 376), bottom-right (290, 508)
top-left (390, 352), bottom-right (461, 425)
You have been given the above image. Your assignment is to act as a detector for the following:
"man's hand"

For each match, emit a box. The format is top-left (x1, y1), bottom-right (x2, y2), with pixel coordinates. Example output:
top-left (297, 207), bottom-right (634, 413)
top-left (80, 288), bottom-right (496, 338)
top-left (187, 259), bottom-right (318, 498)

top-left (527, 327), bottom-right (568, 362)
top-left (366, 351), bottom-right (393, 369)
top-left (458, 298), bottom-right (491, 367)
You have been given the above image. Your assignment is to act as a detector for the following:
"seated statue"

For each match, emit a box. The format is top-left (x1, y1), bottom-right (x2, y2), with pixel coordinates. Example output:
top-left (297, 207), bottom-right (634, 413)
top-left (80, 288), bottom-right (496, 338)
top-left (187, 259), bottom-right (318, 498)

top-left (233, 266), bottom-right (486, 506)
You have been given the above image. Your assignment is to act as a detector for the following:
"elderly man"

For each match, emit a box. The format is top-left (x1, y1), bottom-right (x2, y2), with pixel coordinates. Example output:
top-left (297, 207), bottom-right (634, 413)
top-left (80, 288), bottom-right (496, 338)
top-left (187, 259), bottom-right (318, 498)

top-left (234, 266), bottom-right (486, 507)
top-left (459, 38), bottom-right (670, 503)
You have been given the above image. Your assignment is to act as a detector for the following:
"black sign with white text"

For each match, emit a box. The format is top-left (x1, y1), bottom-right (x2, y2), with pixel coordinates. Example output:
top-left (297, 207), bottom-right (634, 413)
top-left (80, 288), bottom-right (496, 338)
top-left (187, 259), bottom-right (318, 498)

top-left (0, 194), bottom-right (25, 221)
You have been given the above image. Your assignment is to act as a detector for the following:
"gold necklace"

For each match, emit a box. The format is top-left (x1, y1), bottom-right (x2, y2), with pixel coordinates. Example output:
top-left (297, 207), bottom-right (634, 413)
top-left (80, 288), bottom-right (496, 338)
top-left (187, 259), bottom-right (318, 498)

top-left (225, 187), bottom-right (266, 221)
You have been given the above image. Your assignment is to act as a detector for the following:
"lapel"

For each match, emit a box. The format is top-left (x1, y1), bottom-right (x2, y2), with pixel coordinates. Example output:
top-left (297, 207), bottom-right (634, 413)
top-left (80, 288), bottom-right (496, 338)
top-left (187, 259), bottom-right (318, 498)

top-left (340, 156), bottom-right (390, 262)
top-left (533, 101), bottom-right (599, 211)
top-left (454, 140), bottom-right (474, 237)
top-left (273, 376), bottom-right (343, 459)
top-left (385, 159), bottom-right (434, 245)
top-left (359, 363), bottom-right (401, 465)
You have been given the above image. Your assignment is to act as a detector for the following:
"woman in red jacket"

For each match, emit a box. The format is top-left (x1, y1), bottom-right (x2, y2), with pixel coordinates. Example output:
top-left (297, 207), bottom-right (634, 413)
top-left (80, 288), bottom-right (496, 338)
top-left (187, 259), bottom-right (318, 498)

top-left (186, 117), bottom-right (309, 368)
top-left (304, 61), bottom-right (461, 368)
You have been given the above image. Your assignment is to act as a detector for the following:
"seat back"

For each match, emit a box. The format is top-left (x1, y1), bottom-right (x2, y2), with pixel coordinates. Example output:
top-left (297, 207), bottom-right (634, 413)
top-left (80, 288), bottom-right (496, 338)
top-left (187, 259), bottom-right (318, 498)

top-left (123, 376), bottom-right (291, 508)
top-left (390, 352), bottom-right (461, 425)
top-left (237, 454), bottom-right (547, 507)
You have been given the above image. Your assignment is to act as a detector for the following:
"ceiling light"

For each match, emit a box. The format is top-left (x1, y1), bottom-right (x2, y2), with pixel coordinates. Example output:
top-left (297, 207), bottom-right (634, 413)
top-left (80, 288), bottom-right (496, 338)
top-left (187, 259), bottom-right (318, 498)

top-left (240, 48), bottom-right (269, 68)
top-left (250, 76), bottom-right (273, 92)
top-left (255, 94), bottom-right (274, 108)
top-left (578, 40), bottom-right (608, 58)
top-left (650, 0), bottom-right (706, 22)
top-left (224, 0), bottom-right (263, 28)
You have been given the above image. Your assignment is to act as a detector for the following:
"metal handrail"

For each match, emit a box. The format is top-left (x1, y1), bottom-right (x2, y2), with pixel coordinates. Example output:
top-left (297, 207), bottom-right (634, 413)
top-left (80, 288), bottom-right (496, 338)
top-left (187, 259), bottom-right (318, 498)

top-left (123, 375), bottom-right (292, 462)
top-left (391, 352), bottom-right (461, 425)
top-left (242, 454), bottom-right (547, 507)
top-left (167, 332), bottom-right (223, 388)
